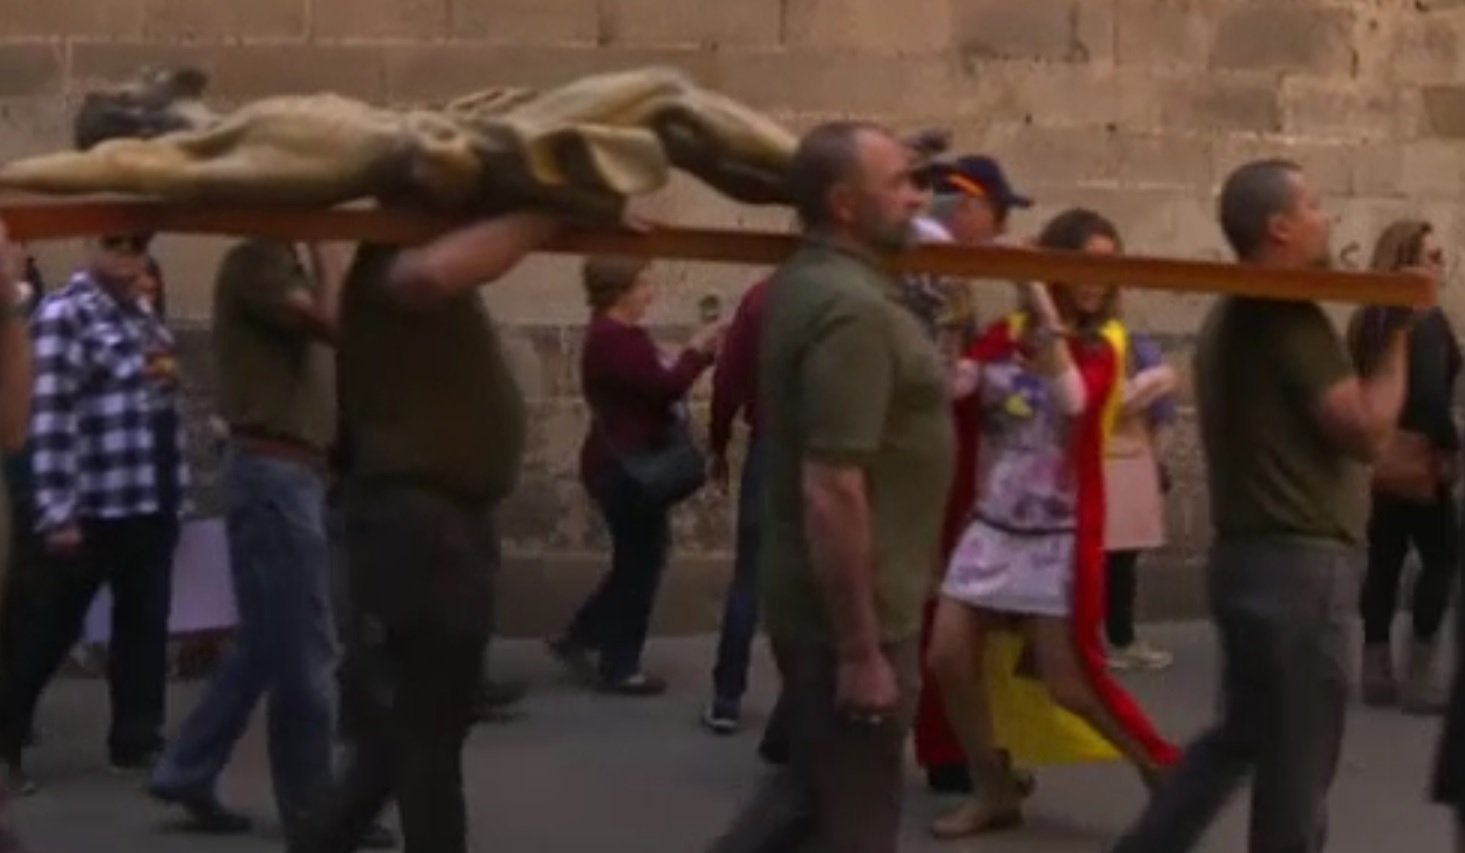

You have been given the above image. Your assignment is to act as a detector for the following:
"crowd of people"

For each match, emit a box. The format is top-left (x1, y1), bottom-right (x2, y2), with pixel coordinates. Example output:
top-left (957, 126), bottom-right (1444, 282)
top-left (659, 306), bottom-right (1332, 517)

top-left (0, 114), bottom-right (1456, 853)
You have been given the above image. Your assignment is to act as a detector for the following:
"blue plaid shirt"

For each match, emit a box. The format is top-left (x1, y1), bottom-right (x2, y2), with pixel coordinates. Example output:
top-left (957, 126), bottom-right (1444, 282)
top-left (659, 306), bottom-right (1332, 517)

top-left (29, 271), bottom-right (188, 532)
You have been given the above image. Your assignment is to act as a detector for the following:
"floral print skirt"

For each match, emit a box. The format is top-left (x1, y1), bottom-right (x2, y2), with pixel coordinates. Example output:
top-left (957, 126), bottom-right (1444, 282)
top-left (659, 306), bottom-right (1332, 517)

top-left (942, 517), bottom-right (1075, 617)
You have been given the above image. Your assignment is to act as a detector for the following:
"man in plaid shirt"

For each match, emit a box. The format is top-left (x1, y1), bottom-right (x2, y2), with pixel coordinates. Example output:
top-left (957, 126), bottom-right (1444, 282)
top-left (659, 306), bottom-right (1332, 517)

top-left (0, 233), bottom-right (187, 791)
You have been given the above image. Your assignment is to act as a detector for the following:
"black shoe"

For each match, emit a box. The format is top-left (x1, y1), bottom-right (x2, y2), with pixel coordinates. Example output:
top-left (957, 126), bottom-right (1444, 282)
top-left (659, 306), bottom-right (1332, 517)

top-left (596, 672), bottom-right (667, 696)
top-left (481, 677), bottom-right (527, 707)
top-left (546, 636), bottom-right (597, 683)
top-left (2, 761), bottom-right (35, 797)
top-left (701, 699), bottom-right (741, 735)
top-left (359, 821), bottom-right (397, 850)
top-left (757, 735), bottom-right (789, 767)
top-left (926, 763), bottom-right (973, 794)
top-left (473, 678), bottom-right (528, 723)
top-left (109, 749), bottom-right (161, 775)
top-left (147, 783), bottom-right (253, 835)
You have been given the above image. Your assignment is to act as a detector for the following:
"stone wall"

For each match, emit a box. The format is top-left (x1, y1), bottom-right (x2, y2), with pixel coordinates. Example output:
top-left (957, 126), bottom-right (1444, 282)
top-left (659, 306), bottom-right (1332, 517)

top-left (3, 0), bottom-right (1461, 630)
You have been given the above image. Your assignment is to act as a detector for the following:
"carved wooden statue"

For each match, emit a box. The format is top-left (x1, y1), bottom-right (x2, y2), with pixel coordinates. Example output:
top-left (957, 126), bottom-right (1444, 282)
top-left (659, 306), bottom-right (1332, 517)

top-left (0, 66), bottom-right (798, 221)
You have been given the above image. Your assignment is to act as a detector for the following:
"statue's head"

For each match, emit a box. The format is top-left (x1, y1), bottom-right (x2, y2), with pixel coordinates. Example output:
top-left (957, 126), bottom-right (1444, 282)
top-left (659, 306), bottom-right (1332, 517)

top-left (72, 66), bottom-right (211, 150)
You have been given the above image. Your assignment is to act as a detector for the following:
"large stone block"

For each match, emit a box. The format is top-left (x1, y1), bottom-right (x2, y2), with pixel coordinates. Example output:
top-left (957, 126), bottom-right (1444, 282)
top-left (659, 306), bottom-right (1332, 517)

top-left (0, 44), bottom-right (63, 98)
top-left (954, 0), bottom-right (1115, 65)
top-left (1112, 130), bottom-right (1215, 190)
top-left (1422, 84), bottom-right (1465, 138)
top-left (450, 0), bottom-right (600, 45)
top-left (1114, 0), bottom-right (1213, 69)
top-left (1157, 74), bottom-right (1280, 133)
top-left (0, 98), bottom-right (70, 160)
top-left (1398, 139), bottom-right (1465, 200)
top-left (0, 0), bottom-right (145, 38)
top-left (602, 0), bottom-right (783, 47)
top-left (950, 62), bottom-right (1164, 131)
top-left (140, 0), bottom-right (307, 41)
top-left (981, 123), bottom-right (1117, 189)
top-left (715, 48), bottom-right (953, 118)
top-left (70, 43), bottom-right (388, 102)
top-left (1280, 78), bottom-right (1406, 141)
top-left (309, 0), bottom-right (449, 41)
top-left (1378, 10), bottom-right (1464, 84)
top-left (383, 43), bottom-right (714, 102)
top-left (783, 0), bottom-right (951, 52)
top-left (1211, 4), bottom-right (1356, 75)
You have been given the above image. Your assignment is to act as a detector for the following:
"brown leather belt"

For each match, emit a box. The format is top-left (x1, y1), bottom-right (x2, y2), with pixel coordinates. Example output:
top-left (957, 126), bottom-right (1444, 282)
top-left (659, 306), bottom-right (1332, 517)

top-left (229, 427), bottom-right (328, 477)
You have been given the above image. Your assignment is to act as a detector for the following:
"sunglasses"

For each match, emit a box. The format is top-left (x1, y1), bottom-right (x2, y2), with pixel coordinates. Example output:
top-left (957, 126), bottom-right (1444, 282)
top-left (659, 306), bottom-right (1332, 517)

top-left (100, 235), bottom-right (153, 255)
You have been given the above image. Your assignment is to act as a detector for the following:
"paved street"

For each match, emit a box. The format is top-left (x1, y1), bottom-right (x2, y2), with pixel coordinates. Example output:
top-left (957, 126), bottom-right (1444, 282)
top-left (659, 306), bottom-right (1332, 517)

top-left (6, 622), bottom-right (1458, 852)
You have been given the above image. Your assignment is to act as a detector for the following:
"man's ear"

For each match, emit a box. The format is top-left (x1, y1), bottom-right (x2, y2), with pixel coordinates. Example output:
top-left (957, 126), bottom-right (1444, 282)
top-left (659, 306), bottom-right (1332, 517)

top-left (826, 182), bottom-right (855, 228)
top-left (1264, 210), bottom-right (1290, 249)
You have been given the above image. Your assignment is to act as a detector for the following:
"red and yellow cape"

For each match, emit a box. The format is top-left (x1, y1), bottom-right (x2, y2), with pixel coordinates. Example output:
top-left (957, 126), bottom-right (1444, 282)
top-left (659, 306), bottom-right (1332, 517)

top-left (915, 315), bottom-right (1180, 769)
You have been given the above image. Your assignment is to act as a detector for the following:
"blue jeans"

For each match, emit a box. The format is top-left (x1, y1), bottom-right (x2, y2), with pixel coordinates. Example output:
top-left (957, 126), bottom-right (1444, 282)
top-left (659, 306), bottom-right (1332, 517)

top-left (712, 440), bottom-right (763, 708)
top-left (152, 446), bottom-right (337, 821)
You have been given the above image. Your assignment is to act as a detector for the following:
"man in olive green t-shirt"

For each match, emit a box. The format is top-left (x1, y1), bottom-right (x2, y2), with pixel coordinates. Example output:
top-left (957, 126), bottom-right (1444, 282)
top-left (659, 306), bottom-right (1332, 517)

top-left (292, 213), bottom-right (554, 853)
top-left (712, 122), bottom-right (952, 853)
top-left (149, 239), bottom-right (360, 837)
top-left (1113, 161), bottom-right (1414, 853)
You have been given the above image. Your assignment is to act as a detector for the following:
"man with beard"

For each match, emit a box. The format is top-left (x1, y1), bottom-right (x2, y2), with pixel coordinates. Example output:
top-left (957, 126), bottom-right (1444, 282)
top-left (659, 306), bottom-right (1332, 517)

top-left (1110, 159), bottom-right (1414, 852)
top-left (708, 121), bottom-right (953, 853)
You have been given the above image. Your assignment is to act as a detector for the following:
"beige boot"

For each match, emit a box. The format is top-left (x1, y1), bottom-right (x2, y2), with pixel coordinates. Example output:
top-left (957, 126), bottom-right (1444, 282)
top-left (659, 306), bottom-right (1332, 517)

top-left (930, 755), bottom-right (1025, 839)
top-left (1401, 639), bottom-right (1447, 715)
top-left (1361, 643), bottom-right (1398, 707)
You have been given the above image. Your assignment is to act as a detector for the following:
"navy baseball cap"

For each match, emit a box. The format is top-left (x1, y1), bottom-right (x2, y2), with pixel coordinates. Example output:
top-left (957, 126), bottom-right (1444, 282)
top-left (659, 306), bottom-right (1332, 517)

top-left (932, 155), bottom-right (1033, 211)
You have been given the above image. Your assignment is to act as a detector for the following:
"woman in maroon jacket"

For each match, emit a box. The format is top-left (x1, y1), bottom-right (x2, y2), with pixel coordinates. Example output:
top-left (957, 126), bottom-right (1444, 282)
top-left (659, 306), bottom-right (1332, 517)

top-left (549, 256), bottom-right (723, 695)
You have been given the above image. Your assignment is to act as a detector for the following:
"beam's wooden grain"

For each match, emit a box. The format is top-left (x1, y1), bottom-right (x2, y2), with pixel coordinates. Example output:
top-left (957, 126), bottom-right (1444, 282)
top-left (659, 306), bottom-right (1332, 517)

top-left (0, 200), bottom-right (1433, 306)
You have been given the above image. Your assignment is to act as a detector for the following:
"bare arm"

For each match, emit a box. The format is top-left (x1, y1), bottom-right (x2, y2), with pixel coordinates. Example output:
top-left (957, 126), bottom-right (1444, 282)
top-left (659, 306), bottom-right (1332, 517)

top-left (1315, 323), bottom-right (1410, 463)
top-left (0, 226), bottom-right (30, 452)
top-left (1123, 364), bottom-right (1178, 417)
top-left (803, 461), bottom-right (882, 663)
top-left (278, 242), bottom-right (347, 344)
top-left (387, 212), bottom-right (563, 307)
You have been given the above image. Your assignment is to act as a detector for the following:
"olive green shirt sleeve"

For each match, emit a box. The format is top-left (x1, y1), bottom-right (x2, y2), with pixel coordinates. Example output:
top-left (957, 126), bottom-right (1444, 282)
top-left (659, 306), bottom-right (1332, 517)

top-left (1276, 303), bottom-right (1353, 406)
top-left (219, 241), bottom-right (310, 330)
top-left (798, 294), bottom-right (894, 465)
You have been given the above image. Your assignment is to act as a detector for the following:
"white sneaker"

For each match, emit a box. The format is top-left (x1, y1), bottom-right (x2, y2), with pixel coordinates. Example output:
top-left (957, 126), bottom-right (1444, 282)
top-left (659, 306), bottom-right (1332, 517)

top-left (1108, 640), bottom-right (1174, 672)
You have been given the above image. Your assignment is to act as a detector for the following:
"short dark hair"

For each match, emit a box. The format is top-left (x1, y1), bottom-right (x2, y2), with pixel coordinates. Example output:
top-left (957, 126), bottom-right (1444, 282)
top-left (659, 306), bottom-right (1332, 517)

top-left (787, 120), bottom-right (887, 229)
top-left (1219, 159), bottom-right (1302, 260)
top-left (582, 255), bottom-right (649, 311)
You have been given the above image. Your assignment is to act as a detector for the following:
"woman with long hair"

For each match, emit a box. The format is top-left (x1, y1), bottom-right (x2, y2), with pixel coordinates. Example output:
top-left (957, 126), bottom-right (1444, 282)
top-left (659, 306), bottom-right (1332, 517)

top-left (1347, 220), bottom-right (1460, 714)
top-left (927, 208), bottom-right (1177, 838)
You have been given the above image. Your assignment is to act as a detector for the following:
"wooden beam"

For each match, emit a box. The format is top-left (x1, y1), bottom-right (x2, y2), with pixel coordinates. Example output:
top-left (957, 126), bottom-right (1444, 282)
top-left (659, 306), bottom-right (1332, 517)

top-left (0, 199), bottom-right (1433, 307)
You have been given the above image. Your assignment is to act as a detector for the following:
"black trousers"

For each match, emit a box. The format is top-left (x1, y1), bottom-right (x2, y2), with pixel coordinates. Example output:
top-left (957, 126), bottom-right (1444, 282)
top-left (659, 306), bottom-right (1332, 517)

top-left (1360, 491), bottom-right (1459, 645)
top-left (709, 639), bottom-right (919, 853)
top-left (564, 466), bottom-right (671, 682)
top-left (1106, 550), bottom-right (1141, 648)
top-left (295, 485), bottom-right (495, 853)
top-left (0, 514), bottom-right (178, 762)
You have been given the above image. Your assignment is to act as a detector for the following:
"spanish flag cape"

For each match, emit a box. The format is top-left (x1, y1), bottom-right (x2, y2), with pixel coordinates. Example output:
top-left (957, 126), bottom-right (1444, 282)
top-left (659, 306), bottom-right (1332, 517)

top-left (925, 314), bottom-right (1179, 768)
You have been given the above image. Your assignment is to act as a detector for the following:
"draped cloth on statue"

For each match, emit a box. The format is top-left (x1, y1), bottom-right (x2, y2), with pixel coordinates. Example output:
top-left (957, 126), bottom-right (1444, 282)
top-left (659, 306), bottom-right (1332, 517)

top-left (0, 66), bottom-right (797, 222)
top-left (917, 316), bottom-right (1179, 768)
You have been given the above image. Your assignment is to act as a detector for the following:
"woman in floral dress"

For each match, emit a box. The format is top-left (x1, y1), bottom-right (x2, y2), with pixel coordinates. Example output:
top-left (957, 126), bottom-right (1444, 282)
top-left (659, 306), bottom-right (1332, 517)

top-left (927, 209), bottom-right (1176, 839)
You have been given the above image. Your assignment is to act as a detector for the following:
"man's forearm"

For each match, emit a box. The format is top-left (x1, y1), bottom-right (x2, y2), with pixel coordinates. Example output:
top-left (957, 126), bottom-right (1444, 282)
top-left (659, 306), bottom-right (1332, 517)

top-left (388, 212), bottom-right (562, 306)
top-left (803, 463), bottom-right (882, 661)
top-left (305, 242), bottom-right (346, 333)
